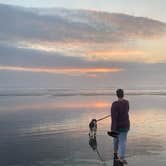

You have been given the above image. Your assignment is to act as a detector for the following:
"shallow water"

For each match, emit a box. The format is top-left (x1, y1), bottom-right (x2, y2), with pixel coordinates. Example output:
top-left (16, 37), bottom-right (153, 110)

top-left (0, 90), bottom-right (166, 166)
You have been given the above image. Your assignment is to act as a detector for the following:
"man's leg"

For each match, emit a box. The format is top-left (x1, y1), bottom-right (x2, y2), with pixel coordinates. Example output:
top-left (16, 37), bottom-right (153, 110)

top-left (113, 137), bottom-right (119, 159)
top-left (118, 132), bottom-right (128, 164)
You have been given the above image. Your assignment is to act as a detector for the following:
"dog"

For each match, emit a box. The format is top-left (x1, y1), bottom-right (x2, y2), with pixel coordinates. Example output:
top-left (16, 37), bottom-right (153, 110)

top-left (89, 119), bottom-right (97, 138)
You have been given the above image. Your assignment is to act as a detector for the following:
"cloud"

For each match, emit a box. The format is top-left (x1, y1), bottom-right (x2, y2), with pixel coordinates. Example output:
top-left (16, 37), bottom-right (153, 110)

top-left (0, 43), bottom-right (124, 76)
top-left (87, 50), bottom-right (146, 61)
top-left (1, 4), bottom-right (166, 64)
top-left (0, 65), bottom-right (123, 76)
top-left (1, 4), bottom-right (166, 89)
top-left (12, 38), bottom-right (166, 63)
top-left (0, 43), bottom-right (109, 68)
top-left (1, 40), bottom-right (166, 88)
top-left (0, 4), bottom-right (166, 43)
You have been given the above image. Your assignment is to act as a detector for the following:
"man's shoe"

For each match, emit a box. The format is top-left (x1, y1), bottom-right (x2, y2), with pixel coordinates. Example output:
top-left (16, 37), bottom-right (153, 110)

top-left (118, 159), bottom-right (128, 165)
top-left (113, 153), bottom-right (119, 160)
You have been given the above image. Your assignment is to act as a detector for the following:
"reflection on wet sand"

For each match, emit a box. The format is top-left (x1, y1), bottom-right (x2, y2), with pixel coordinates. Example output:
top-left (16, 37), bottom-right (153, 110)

top-left (0, 99), bottom-right (110, 112)
top-left (0, 95), bottom-right (166, 165)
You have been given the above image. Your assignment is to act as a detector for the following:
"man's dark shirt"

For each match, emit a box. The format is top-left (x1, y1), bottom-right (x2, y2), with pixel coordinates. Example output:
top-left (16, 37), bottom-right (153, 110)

top-left (111, 99), bottom-right (130, 131)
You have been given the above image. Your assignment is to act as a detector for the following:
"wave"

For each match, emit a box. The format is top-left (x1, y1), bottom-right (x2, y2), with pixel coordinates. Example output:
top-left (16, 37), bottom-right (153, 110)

top-left (0, 88), bottom-right (166, 97)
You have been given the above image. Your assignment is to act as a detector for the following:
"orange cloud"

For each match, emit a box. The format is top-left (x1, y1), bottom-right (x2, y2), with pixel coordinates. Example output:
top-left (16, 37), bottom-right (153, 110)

top-left (88, 50), bottom-right (146, 61)
top-left (89, 50), bottom-right (145, 56)
top-left (0, 66), bottom-right (123, 75)
top-left (16, 38), bottom-right (166, 63)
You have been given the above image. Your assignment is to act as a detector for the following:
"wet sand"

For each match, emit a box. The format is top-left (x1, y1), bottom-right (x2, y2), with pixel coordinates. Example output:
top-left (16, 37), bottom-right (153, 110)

top-left (0, 92), bottom-right (166, 165)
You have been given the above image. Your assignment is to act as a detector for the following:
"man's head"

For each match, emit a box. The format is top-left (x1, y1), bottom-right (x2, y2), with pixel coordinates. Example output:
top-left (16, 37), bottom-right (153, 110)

top-left (116, 89), bottom-right (124, 99)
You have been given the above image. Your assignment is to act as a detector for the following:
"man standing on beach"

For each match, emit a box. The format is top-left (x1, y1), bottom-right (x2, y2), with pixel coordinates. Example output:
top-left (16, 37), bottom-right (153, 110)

top-left (111, 89), bottom-right (130, 165)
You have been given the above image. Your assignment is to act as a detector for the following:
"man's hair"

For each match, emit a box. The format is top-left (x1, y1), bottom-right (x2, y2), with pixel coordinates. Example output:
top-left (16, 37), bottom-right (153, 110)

top-left (116, 89), bottom-right (124, 98)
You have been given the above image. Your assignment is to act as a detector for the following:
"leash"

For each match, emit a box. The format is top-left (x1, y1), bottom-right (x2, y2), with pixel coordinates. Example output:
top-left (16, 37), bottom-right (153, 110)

top-left (97, 115), bottom-right (111, 122)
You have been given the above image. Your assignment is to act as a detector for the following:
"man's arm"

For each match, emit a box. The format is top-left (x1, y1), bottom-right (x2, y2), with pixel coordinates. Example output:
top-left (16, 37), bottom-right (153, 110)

top-left (111, 103), bottom-right (118, 131)
top-left (127, 100), bottom-right (129, 111)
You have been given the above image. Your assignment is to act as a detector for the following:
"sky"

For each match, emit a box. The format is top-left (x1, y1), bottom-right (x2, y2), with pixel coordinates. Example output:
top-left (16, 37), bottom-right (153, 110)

top-left (0, 1), bottom-right (166, 89)
top-left (0, 0), bottom-right (166, 22)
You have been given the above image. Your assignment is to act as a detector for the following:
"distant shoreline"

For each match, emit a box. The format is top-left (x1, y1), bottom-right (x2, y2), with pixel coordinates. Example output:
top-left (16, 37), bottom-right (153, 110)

top-left (0, 89), bottom-right (166, 97)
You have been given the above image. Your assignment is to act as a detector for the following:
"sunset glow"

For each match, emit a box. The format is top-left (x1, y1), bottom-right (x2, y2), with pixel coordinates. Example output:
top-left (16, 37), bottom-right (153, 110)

top-left (3, 100), bottom-right (111, 112)
top-left (0, 66), bottom-right (123, 75)
top-left (1, 2), bottom-right (166, 166)
top-left (0, 3), bottom-right (166, 88)
top-left (15, 37), bottom-right (166, 63)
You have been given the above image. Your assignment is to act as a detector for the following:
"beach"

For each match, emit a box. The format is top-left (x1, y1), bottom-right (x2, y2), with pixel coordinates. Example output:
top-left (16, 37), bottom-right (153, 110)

top-left (0, 88), bottom-right (166, 166)
top-left (0, 1), bottom-right (166, 165)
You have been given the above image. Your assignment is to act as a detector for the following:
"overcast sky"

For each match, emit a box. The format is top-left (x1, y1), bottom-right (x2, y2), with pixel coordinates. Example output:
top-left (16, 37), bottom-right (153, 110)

top-left (0, 2), bottom-right (166, 89)
top-left (0, 0), bottom-right (166, 22)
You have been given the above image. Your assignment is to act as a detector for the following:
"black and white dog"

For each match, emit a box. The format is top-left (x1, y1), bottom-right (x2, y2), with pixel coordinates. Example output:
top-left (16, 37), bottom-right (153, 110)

top-left (89, 119), bottom-right (97, 138)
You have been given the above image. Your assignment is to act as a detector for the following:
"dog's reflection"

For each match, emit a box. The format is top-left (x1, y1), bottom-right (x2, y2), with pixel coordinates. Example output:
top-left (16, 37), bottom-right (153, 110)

top-left (88, 119), bottom-right (106, 165)
top-left (89, 134), bottom-right (97, 150)
top-left (88, 134), bottom-right (106, 166)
